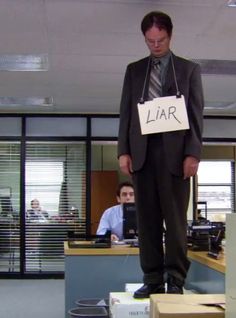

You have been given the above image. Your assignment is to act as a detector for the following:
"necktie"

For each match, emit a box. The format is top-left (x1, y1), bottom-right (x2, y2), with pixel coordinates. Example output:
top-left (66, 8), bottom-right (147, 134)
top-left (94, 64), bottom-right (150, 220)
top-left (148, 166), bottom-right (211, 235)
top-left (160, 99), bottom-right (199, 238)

top-left (148, 59), bottom-right (162, 100)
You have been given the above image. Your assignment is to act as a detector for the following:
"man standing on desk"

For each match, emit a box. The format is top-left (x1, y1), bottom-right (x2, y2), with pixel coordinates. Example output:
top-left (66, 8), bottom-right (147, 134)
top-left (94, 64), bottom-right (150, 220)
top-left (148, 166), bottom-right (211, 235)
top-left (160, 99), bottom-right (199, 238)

top-left (96, 181), bottom-right (135, 241)
top-left (118, 11), bottom-right (204, 298)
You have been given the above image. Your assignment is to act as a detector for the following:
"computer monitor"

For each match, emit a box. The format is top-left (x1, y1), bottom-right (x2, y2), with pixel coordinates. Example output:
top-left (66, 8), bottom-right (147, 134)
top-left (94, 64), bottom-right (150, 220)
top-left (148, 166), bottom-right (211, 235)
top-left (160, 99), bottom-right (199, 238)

top-left (123, 203), bottom-right (138, 240)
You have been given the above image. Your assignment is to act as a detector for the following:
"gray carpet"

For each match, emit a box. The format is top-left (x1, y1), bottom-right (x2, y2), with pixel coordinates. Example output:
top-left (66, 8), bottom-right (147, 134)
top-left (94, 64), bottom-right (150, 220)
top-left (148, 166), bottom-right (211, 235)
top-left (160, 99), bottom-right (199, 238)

top-left (0, 279), bottom-right (64, 318)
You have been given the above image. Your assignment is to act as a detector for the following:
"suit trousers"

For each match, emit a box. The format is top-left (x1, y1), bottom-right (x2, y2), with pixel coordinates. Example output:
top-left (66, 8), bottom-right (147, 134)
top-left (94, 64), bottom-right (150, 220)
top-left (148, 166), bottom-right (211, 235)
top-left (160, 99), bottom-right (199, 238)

top-left (132, 134), bottom-right (190, 286)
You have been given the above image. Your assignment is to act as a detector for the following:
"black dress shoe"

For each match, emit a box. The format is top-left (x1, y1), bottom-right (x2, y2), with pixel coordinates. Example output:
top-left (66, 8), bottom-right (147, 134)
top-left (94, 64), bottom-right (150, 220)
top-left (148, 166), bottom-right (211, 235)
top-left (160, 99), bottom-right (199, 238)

top-left (167, 276), bottom-right (183, 294)
top-left (133, 283), bottom-right (165, 299)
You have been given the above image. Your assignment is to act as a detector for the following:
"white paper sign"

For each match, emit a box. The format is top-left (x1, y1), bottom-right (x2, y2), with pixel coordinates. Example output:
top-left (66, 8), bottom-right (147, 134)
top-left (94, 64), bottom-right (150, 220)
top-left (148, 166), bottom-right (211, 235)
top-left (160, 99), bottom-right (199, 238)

top-left (137, 95), bottom-right (189, 135)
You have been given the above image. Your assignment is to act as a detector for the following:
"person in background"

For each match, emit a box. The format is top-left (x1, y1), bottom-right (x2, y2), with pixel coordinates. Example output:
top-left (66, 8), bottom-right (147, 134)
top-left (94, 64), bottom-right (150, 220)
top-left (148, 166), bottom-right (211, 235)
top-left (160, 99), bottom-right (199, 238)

top-left (118, 11), bottom-right (204, 298)
top-left (27, 198), bottom-right (49, 222)
top-left (96, 181), bottom-right (135, 241)
top-left (196, 208), bottom-right (206, 221)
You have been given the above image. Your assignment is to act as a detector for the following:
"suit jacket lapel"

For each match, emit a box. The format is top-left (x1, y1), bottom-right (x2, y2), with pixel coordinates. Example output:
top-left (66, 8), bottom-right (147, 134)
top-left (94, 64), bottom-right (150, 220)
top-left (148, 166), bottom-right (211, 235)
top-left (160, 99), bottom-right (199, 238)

top-left (137, 57), bottom-right (151, 103)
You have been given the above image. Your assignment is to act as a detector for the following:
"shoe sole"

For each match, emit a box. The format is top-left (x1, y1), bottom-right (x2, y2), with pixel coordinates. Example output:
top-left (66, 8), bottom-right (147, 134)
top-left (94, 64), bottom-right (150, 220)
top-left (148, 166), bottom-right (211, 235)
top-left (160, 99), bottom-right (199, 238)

top-left (133, 290), bottom-right (165, 299)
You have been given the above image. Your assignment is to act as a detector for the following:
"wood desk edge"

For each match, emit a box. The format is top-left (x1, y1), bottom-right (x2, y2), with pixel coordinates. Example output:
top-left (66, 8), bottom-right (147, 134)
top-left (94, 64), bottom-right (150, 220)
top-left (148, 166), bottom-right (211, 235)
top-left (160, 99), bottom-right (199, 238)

top-left (64, 241), bottom-right (139, 255)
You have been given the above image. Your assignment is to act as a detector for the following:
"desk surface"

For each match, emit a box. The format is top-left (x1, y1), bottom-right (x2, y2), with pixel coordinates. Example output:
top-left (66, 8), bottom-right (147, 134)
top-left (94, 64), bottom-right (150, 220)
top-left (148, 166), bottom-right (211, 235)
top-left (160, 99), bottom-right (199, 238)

top-left (64, 241), bottom-right (139, 256)
top-left (188, 250), bottom-right (225, 273)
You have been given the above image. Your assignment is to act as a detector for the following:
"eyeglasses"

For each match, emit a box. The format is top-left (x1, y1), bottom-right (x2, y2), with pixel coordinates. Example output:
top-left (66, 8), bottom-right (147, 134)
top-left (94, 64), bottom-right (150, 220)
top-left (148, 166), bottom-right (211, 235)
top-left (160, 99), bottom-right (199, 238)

top-left (145, 36), bottom-right (168, 46)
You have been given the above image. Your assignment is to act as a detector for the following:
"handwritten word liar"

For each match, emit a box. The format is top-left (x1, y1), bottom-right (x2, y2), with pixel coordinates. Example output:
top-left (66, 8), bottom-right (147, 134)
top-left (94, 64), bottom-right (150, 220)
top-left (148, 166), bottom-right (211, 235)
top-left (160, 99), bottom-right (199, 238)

top-left (146, 105), bottom-right (181, 124)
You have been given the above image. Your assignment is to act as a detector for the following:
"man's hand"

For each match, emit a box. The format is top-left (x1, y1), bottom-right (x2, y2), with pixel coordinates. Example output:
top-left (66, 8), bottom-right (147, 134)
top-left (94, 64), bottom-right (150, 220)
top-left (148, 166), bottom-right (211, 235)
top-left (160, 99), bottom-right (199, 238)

top-left (119, 154), bottom-right (133, 176)
top-left (183, 156), bottom-right (199, 179)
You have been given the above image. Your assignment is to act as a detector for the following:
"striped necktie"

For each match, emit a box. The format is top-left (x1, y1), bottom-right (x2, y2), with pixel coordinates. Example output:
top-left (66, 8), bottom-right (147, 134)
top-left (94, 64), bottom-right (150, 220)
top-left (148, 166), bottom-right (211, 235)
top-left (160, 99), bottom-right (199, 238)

top-left (148, 58), bottom-right (162, 100)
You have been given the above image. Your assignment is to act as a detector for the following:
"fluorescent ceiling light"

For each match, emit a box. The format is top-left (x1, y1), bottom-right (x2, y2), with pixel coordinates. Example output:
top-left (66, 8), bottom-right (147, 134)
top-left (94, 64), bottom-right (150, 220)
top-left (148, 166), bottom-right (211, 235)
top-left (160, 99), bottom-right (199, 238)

top-left (0, 97), bottom-right (53, 107)
top-left (227, 0), bottom-right (236, 7)
top-left (0, 54), bottom-right (48, 71)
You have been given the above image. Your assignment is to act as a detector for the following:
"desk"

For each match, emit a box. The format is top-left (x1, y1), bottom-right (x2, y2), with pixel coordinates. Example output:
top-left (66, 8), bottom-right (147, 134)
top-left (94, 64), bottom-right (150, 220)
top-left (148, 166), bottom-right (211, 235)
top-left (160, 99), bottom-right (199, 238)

top-left (186, 250), bottom-right (225, 294)
top-left (64, 242), bottom-right (142, 317)
top-left (64, 244), bottom-right (226, 317)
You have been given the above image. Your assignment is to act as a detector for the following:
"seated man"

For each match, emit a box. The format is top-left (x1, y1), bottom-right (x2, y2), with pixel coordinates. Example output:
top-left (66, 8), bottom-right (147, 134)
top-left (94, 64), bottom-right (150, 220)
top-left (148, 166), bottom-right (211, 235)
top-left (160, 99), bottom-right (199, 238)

top-left (96, 181), bottom-right (135, 241)
top-left (27, 198), bottom-right (49, 222)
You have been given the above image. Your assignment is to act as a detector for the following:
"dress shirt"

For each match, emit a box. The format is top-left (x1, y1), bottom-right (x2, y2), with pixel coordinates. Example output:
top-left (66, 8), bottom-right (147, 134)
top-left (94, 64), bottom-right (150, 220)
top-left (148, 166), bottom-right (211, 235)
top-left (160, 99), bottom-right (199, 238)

top-left (96, 204), bottom-right (123, 240)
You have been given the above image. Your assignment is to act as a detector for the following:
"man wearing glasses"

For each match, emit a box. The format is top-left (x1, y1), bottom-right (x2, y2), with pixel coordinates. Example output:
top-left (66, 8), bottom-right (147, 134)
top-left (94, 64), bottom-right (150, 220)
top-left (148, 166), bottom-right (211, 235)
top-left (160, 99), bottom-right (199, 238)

top-left (118, 11), bottom-right (204, 298)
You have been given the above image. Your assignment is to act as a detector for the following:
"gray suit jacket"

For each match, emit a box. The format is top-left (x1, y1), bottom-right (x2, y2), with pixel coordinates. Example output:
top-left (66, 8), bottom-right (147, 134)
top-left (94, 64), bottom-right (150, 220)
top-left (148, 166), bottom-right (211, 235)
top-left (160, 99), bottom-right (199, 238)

top-left (118, 53), bottom-right (204, 176)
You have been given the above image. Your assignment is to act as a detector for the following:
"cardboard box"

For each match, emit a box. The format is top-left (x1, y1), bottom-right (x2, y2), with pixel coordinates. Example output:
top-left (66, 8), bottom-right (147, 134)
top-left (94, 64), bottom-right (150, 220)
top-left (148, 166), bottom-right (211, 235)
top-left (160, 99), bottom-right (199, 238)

top-left (150, 294), bottom-right (225, 318)
top-left (110, 292), bottom-right (149, 318)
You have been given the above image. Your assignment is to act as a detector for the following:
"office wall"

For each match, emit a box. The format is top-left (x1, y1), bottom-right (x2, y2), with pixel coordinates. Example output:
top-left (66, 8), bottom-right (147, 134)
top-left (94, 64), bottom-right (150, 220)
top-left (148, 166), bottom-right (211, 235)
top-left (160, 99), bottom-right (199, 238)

top-left (92, 144), bottom-right (118, 171)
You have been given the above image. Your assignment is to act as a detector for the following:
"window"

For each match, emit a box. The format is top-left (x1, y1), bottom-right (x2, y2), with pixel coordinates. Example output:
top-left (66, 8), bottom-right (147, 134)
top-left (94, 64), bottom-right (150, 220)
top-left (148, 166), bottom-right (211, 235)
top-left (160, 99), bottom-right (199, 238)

top-left (25, 142), bottom-right (86, 273)
top-left (197, 161), bottom-right (234, 220)
top-left (26, 161), bottom-right (64, 214)
top-left (0, 142), bottom-right (20, 273)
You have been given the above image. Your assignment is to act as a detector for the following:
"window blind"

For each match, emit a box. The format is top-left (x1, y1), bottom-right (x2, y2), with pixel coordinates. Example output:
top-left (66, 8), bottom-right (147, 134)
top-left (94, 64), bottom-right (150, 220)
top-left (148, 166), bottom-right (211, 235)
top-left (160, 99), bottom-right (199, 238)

top-left (25, 142), bottom-right (86, 273)
top-left (0, 142), bottom-right (20, 273)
